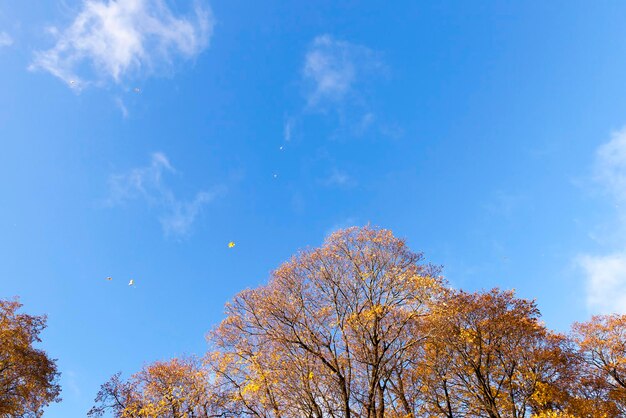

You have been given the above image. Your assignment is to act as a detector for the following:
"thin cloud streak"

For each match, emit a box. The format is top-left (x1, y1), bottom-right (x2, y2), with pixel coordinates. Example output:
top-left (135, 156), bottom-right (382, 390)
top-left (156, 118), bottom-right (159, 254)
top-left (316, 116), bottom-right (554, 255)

top-left (114, 97), bottom-right (129, 118)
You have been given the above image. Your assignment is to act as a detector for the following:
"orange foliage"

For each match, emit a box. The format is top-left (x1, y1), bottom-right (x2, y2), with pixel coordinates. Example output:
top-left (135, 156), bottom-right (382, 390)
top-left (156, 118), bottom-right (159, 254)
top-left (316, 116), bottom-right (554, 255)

top-left (84, 226), bottom-right (626, 418)
top-left (0, 298), bottom-right (61, 418)
top-left (88, 356), bottom-right (226, 418)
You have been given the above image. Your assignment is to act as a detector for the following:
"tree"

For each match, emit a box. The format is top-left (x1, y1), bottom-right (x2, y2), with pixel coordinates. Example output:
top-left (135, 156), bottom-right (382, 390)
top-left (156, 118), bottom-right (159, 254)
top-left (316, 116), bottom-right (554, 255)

top-left (0, 298), bottom-right (61, 418)
top-left (209, 226), bottom-right (444, 418)
top-left (88, 356), bottom-right (226, 418)
top-left (407, 289), bottom-right (575, 418)
top-left (569, 314), bottom-right (626, 416)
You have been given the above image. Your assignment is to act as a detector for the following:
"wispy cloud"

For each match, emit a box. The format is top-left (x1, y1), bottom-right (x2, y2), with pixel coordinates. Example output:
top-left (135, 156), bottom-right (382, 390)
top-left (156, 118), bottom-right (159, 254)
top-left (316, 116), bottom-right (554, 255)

top-left (159, 191), bottom-right (213, 237)
top-left (30, 0), bottom-right (213, 88)
top-left (114, 97), bottom-right (129, 118)
top-left (108, 152), bottom-right (219, 237)
top-left (284, 34), bottom-right (396, 144)
top-left (322, 168), bottom-right (355, 188)
top-left (0, 31), bottom-right (13, 48)
top-left (578, 128), bottom-right (626, 314)
top-left (303, 34), bottom-right (382, 109)
top-left (64, 370), bottom-right (82, 398)
top-left (352, 112), bottom-right (375, 136)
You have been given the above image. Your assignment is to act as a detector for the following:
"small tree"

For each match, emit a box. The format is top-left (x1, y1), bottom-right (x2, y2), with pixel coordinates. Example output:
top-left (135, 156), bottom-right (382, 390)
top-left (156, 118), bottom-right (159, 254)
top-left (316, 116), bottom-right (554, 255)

top-left (88, 356), bottom-right (226, 418)
top-left (0, 298), bottom-right (61, 418)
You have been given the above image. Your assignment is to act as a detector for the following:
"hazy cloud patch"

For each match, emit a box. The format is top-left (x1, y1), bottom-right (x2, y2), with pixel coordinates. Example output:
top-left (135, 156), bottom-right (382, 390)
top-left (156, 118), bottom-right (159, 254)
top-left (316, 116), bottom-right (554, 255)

top-left (283, 34), bottom-right (390, 145)
top-left (303, 35), bottom-right (382, 109)
top-left (108, 152), bottom-right (219, 237)
top-left (0, 31), bottom-right (13, 48)
top-left (322, 168), bottom-right (356, 188)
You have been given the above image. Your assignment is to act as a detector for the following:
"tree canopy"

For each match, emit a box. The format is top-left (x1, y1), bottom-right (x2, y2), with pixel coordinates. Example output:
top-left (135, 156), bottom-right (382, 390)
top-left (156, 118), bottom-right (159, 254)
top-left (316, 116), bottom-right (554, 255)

top-left (0, 298), bottom-right (61, 418)
top-left (85, 226), bottom-right (626, 417)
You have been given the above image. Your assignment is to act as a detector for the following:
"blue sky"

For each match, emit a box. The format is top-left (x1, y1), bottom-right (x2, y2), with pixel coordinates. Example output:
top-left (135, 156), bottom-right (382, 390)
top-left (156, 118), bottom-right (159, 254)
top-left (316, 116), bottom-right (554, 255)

top-left (2, 1), bottom-right (626, 416)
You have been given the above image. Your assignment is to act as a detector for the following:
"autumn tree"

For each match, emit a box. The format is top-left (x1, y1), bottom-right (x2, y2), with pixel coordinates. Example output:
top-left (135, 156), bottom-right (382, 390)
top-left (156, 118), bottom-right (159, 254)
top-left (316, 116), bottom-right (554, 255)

top-left (88, 356), bottom-right (226, 418)
top-left (209, 226), bottom-right (444, 418)
top-left (568, 314), bottom-right (626, 417)
top-left (0, 298), bottom-right (61, 418)
top-left (402, 289), bottom-right (576, 418)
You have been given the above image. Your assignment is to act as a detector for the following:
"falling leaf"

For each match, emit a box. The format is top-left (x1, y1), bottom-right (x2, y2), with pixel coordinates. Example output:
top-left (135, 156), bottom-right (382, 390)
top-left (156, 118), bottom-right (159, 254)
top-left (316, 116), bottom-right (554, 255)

top-left (228, 241), bottom-right (236, 248)
top-left (106, 277), bottom-right (112, 281)
top-left (128, 279), bottom-right (134, 286)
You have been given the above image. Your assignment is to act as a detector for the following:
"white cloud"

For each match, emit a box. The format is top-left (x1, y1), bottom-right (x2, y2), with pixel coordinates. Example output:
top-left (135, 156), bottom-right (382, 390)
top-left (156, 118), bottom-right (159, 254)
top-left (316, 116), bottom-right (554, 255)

top-left (594, 127), bottom-right (626, 202)
top-left (579, 128), bottom-right (626, 313)
top-left (303, 34), bottom-right (381, 108)
top-left (0, 31), bottom-right (13, 48)
top-left (30, 0), bottom-right (213, 87)
top-left (578, 252), bottom-right (626, 314)
top-left (108, 152), bottom-right (218, 237)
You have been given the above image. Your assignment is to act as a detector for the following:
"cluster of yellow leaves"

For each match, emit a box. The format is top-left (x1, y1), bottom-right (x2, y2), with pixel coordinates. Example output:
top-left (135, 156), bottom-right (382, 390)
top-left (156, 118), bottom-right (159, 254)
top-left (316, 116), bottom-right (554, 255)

top-left (531, 412), bottom-right (578, 418)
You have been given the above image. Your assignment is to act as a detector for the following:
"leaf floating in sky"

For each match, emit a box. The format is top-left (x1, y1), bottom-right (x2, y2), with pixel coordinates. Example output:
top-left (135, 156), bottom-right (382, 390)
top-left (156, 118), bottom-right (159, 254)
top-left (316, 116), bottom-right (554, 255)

top-left (128, 279), bottom-right (134, 286)
top-left (228, 241), bottom-right (235, 248)
top-left (106, 277), bottom-right (112, 281)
